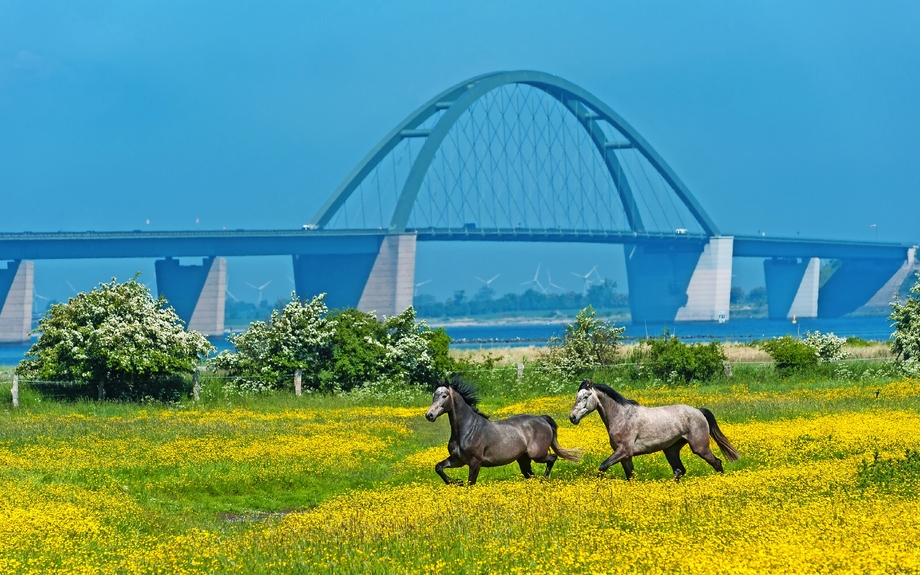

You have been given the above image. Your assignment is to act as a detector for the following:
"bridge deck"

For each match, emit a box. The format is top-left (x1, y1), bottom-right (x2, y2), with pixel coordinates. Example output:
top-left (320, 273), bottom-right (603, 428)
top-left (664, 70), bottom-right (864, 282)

top-left (0, 229), bottom-right (911, 260)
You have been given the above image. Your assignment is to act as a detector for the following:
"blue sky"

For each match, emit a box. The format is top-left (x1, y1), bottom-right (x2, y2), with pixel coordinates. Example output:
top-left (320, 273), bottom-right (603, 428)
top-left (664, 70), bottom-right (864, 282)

top-left (2, 1), bottom-right (919, 303)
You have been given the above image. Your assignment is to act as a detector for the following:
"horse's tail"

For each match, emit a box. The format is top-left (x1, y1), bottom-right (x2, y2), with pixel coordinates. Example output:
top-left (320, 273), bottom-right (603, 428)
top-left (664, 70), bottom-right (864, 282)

top-left (699, 408), bottom-right (740, 462)
top-left (542, 416), bottom-right (584, 462)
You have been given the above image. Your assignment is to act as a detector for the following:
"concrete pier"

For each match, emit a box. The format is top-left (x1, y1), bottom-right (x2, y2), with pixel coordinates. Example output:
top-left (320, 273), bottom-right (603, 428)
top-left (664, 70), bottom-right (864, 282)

top-left (852, 246), bottom-right (919, 314)
top-left (763, 257), bottom-right (820, 320)
top-left (818, 257), bottom-right (908, 318)
top-left (292, 233), bottom-right (416, 318)
top-left (625, 236), bottom-right (733, 323)
top-left (357, 234), bottom-right (416, 318)
top-left (0, 260), bottom-right (33, 343)
top-left (155, 257), bottom-right (226, 336)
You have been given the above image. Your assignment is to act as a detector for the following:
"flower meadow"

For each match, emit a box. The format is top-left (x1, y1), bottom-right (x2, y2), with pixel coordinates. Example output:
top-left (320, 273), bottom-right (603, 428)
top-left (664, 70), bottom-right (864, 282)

top-left (1, 379), bottom-right (919, 573)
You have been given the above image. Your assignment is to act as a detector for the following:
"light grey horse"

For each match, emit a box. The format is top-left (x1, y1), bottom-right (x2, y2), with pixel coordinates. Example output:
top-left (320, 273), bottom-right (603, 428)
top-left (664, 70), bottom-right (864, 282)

top-left (569, 379), bottom-right (739, 481)
top-left (426, 378), bottom-right (582, 485)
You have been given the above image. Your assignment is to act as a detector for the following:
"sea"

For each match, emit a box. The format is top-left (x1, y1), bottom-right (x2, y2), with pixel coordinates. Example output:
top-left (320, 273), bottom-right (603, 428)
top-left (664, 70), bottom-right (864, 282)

top-left (0, 315), bottom-right (895, 366)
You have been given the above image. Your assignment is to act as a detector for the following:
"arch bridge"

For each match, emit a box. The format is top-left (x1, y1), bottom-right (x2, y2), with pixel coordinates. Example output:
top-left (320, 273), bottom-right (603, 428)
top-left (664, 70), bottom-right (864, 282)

top-left (0, 71), bottom-right (915, 341)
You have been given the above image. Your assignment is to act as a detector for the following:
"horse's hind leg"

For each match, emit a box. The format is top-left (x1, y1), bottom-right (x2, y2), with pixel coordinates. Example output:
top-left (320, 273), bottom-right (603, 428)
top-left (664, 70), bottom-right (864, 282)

top-left (517, 456), bottom-right (535, 478)
top-left (663, 440), bottom-right (687, 482)
top-left (688, 435), bottom-right (724, 474)
top-left (532, 452), bottom-right (558, 478)
top-left (620, 457), bottom-right (634, 480)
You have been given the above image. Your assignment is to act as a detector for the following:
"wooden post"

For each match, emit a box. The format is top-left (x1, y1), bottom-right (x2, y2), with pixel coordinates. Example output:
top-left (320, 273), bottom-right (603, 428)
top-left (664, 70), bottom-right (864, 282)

top-left (11, 375), bottom-right (19, 408)
top-left (193, 371), bottom-right (200, 402)
top-left (294, 368), bottom-right (302, 396)
top-left (98, 381), bottom-right (104, 401)
top-left (517, 362), bottom-right (524, 383)
top-left (723, 361), bottom-right (733, 378)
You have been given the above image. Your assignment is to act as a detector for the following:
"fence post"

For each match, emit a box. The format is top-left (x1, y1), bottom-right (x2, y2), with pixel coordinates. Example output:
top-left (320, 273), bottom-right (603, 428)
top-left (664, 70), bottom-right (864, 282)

top-left (294, 368), bottom-right (302, 396)
top-left (11, 375), bottom-right (19, 408)
top-left (723, 361), bottom-right (733, 378)
top-left (98, 381), bottom-right (104, 401)
top-left (517, 362), bottom-right (524, 383)
top-left (193, 371), bottom-right (200, 402)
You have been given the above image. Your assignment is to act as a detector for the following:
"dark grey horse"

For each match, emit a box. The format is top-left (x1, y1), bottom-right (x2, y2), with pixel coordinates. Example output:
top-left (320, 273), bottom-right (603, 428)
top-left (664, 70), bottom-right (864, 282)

top-left (569, 379), bottom-right (739, 481)
top-left (426, 379), bottom-right (582, 485)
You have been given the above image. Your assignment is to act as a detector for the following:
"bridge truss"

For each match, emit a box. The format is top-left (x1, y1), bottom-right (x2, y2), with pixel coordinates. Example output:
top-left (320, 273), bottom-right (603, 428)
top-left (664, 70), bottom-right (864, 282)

top-left (311, 71), bottom-right (720, 238)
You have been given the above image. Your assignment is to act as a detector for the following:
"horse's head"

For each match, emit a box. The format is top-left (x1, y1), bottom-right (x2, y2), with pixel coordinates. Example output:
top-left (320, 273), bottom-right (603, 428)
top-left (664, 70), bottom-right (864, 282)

top-left (426, 385), bottom-right (453, 422)
top-left (569, 379), bottom-right (599, 425)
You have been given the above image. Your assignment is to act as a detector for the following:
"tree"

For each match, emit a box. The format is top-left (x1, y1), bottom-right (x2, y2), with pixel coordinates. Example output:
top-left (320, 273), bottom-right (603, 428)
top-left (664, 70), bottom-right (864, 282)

top-left (16, 277), bottom-right (213, 400)
top-left (730, 286), bottom-right (745, 304)
top-left (210, 293), bottom-right (334, 392)
top-left (541, 306), bottom-right (625, 378)
top-left (889, 274), bottom-right (920, 376)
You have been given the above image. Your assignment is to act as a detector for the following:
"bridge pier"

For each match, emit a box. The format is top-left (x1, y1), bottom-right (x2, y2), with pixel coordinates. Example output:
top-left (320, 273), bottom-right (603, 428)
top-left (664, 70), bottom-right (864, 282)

top-left (624, 236), bottom-right (733, 323)
top-left (293, 233), bottom-right (416, 317)
top-left (154, 257), bottom-right (226, 336)
top-left (763, 257), bottom-right (820, 320)
top-left (817, 256), bottom-right (910, 318)
top-left (0, 260), bottom-right (33, 343)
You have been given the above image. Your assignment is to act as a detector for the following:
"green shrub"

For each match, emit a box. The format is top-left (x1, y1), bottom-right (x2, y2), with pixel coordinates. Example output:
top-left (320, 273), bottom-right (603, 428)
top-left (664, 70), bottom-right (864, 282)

top-left (761, 336), bottom-right (818, 374)
top-left (633, 335), bottom-right (727, 385)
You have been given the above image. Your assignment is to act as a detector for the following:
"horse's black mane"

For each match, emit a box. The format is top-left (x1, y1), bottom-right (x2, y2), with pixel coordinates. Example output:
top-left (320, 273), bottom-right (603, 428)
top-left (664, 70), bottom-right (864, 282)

top-left (580, 379), bottom-right (639, 406)
top-left (443, 375), bottom-right (490, 419)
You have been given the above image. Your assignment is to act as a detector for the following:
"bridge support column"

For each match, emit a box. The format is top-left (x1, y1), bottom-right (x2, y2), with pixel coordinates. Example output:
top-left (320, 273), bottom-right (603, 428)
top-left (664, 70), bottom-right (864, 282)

top-left (292, 233), bottom-right (416, 318)
top-left (625, 236), bottom-right (733, 323)
top-left (155, 257), bottom-right (226, 336)
top-left (0, 260), bottom-right (33, 343)
top-left (763, 257), bottom-right (819, 320)
top-left (818, 255), bottom-right (911, 318)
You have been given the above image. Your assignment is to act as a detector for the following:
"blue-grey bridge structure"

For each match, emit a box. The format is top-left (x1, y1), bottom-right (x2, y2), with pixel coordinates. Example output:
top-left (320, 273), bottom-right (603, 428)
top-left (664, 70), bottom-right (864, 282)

top-left (1, 71), bottom-right (916, 342)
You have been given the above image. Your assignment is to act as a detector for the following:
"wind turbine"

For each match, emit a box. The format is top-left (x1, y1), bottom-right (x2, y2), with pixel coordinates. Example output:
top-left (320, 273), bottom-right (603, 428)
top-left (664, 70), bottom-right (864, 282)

top-left (546, 270), bottom-right (565, 292)
top-left (246, 280), bottom-right (273, 303)
top-left (571, 265), bottom-right (599, 295)
top-left (33, 288), bottom-right (49, 313)
top-left (66, 280), bottom-right (78, 295)
top-left (521, 264), bottom-right (547, 294)
top-left (474, 274), bottom-right (500, 287)
top-left (225, 289), bottom-right (239, 302)
top-left (414, 279), bottom-right (432, 296)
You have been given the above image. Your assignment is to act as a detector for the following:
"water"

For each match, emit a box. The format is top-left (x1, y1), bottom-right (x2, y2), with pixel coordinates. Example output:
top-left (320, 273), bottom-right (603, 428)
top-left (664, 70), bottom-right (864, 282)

top-left (443, 315), bottom-right (895, 348)
top-left (0, 316), bottom-right (894, 366)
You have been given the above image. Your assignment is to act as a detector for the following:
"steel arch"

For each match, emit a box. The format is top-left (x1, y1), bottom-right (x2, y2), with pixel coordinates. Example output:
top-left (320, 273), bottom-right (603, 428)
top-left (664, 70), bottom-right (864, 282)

top-left (310, 70), bottom-right (720, 236)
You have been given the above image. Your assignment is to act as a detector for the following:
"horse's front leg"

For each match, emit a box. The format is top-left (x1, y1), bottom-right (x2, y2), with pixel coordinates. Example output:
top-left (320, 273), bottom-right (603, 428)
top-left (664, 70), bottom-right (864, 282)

top-left (598, 447), bottom-right (632, 474)
top-left (435, 455), bottom-right (465, 485)
top-left (467, 457), bottom-right (482, 485)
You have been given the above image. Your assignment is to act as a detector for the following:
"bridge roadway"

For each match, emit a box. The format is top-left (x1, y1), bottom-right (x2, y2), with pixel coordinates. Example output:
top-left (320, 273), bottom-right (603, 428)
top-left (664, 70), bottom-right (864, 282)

top-left (0, 229), bottom-right (911, 260)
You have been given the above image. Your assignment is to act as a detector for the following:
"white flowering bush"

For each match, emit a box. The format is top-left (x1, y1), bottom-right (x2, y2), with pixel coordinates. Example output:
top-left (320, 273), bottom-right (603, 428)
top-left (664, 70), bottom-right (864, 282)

top-left (889, 274), bottom-right (920, 377)
top-left (17, 277), bottom-right (213, 400)
top-left (210, 293), bottom-right (335, 391)
top-left (211, 298), bottom-right (452, 394)
top-left (803, 330), bottom-right (849, 363)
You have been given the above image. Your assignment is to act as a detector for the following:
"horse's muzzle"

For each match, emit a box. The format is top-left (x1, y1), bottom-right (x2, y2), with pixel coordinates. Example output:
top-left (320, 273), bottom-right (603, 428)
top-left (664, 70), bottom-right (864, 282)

top-left (425, 412), bottom-right (436, 422)
top-left (569, 414), bottom-right (579, 425)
